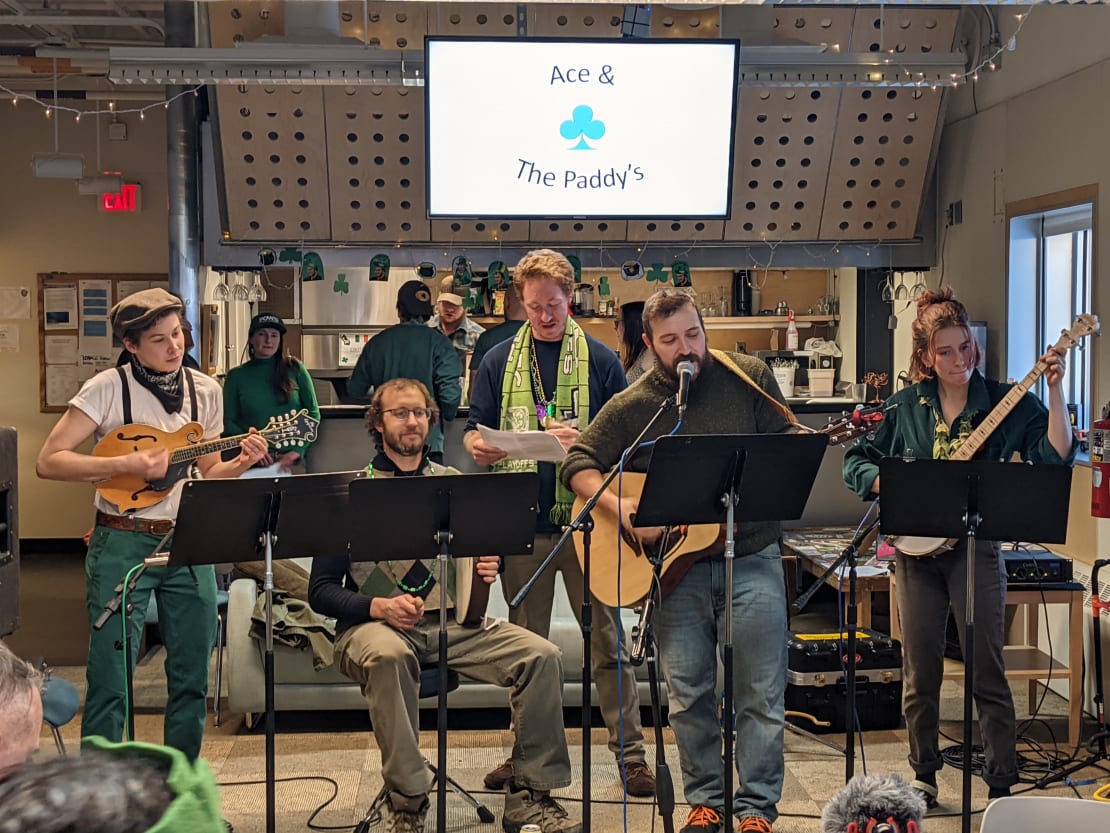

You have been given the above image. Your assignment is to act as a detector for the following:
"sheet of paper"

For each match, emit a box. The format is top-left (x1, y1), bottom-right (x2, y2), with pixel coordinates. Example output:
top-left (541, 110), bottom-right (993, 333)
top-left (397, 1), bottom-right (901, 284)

top-left (43, 286), bottom-right (78, 330)
top-left (0, 323), bottom-right (18, 352)
top-left (116, 280), bottom-right (152, 300)
top-left (44, 334), bottom-right (78, 364)
top-left (0, 286), bottom-right (31, 319)
top-left (477, 424), bottom-right (567, 463)
top-left (45, 364), bottom-right (82, 406)
top-left (75, 279), bottom-right (115, 364)
top-left (339, 332), bottom-right (370, 367)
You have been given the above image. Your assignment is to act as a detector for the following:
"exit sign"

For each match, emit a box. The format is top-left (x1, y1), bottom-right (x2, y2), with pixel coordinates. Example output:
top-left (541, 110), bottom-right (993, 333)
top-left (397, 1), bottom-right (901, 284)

top-left (101, 183), bottom-right (141, 213)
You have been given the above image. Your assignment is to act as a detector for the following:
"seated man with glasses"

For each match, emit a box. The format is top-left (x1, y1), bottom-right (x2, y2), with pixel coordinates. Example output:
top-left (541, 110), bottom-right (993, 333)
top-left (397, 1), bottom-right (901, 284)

top-left (309, 378), bottom-right (581, 833)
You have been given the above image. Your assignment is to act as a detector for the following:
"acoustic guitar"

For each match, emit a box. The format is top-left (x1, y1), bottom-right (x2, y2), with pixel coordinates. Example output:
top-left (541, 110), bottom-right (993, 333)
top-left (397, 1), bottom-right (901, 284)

top-left (574, 407), bottom-right (885, 608)
top-left (892, 313), bottom-right (1099, 557)
top-left (94, 409), bottom-right (320, 512)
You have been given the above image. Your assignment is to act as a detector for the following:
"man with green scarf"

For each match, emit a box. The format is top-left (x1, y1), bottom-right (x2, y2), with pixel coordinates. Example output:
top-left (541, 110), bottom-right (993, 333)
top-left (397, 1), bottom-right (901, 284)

top-left (464, 249), bottom-right (655, 798)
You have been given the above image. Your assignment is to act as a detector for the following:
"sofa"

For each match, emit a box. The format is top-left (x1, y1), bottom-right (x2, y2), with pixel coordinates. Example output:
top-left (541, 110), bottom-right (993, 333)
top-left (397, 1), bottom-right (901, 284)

top-left (226, 558), bottom-right (665, 726)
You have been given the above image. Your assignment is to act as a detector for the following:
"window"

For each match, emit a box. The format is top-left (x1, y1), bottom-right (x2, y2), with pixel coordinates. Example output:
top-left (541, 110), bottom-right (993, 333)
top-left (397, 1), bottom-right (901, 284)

top-left (1007, 200), bottom-right (1094, 432)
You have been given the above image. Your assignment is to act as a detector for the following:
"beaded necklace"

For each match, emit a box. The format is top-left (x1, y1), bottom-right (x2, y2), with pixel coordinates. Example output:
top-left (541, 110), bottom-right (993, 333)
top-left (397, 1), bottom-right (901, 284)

top-left (365, 460), bottom-right (434, 594)
top-left (528, 337), bottom-right (557, 423)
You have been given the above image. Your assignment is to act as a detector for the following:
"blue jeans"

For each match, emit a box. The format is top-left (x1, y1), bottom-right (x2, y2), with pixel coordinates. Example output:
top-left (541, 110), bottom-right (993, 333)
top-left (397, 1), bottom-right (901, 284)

top-left (655, 546), bottom-right (787, 821)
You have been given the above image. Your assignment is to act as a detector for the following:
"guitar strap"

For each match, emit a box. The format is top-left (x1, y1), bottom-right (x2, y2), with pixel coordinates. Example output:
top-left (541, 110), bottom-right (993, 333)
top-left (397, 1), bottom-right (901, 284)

top-left (708, 348), bottom-right (806, 430)
top-left (115, 366), bottom-right (198, 424)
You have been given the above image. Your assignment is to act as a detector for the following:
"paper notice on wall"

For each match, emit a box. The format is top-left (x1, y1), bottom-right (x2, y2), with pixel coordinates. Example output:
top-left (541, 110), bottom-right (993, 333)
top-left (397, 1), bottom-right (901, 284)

top-left (44, 334), bottom-right (78, 364)
top-left (78, 280), bottom-right (114, 363)
top-left (0, 323), bottom-right (18, 352)
top-left (0, 287), bottom-right (31, 319)
top-left (116, 280), bottom-right (152, 300)
top-left (45, 364), bottom-right (83, 406)
top-left (339, 332), bottom-right (371, 366)
top-left (43, 286), bottom-right (79, 330)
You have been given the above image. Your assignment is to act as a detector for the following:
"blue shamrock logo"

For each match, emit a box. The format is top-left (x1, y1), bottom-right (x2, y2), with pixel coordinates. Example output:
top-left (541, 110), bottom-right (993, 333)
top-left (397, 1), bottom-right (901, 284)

top-left (560, 105), bottom-right (605, 150)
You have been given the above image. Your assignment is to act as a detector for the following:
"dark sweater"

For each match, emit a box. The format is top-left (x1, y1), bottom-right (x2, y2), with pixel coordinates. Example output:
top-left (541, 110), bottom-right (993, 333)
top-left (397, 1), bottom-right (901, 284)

top-left (465, 331), bottom-right (626, 533)
top-left (347, 321), bottom-right (462, 454)
top-left (560, 352), bottom-right (795, 556)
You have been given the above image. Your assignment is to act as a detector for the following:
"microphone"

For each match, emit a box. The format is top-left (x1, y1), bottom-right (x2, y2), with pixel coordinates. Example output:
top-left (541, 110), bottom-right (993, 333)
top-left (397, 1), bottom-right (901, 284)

top-left (676, 360), bottom-right (695, 420)
top-left (820, 773), bottom-right (925, 833)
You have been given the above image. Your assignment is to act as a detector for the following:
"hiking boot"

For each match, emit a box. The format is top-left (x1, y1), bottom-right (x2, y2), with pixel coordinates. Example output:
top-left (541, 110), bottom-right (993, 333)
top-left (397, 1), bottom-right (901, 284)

top-left (910, 778), bottom-right (939, 810)
top-left (622, 761), bottom-right (656, 797)
top-left (483, 757), bottom-right (514, 790)
top-left (385, 795), bottom-right (428, 833)
top-left (737, 817), bottom-right (773, 833)
top-left (680, 805), bottom-right (723, 833)
top-left (502, 782), bottom-right (582, 833)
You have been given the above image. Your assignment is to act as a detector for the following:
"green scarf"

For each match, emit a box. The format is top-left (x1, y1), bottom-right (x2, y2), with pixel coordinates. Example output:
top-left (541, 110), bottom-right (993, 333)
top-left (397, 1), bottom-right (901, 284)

top-left (495, 318), bottom-right (590, 525)
top-left (923, 396), bottom-right (974, 460)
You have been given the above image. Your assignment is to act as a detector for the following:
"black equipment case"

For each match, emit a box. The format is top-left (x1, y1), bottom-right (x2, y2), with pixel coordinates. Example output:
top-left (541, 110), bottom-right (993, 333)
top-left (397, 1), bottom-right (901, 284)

top-left (785, 628), bottom-right (902, 733)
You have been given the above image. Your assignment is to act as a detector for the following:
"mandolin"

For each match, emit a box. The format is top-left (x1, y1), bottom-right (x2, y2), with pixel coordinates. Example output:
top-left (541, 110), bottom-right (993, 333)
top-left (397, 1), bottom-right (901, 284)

top-left (94, 409), bottom-right (320, 512)
top-left (574, 406), bottom-right (885, 608)
top-left (892, 313), bottom-right (1099, 557)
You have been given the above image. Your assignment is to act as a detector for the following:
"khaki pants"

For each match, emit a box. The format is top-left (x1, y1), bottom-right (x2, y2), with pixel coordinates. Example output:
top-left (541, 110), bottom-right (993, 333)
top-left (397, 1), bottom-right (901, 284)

top-left (501, 532), bottom-right (646, 764)
top-left (334, 614), bottom-right (572, 797)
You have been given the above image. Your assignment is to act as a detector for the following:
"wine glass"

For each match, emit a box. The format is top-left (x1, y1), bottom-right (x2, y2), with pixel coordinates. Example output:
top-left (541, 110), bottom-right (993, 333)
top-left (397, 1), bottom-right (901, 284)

top-left (247, 272), bottom-right (267, 303)
top-left (211, 272), bottom-right (230, 302)
top-left (231, 272), bottom-right (250, 302)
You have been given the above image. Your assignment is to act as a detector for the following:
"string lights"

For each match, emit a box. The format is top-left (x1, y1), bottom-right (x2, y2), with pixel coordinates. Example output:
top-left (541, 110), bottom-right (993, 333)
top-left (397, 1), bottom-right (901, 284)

top-left (0, 82), bottom-right (204, 120)
top-left (892, 6), bottom-right (1032, 90)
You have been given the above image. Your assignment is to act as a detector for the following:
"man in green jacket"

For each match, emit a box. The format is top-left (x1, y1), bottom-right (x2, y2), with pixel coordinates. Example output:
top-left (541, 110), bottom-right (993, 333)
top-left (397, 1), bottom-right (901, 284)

top-left (348, 280), bottom-right (462, 462)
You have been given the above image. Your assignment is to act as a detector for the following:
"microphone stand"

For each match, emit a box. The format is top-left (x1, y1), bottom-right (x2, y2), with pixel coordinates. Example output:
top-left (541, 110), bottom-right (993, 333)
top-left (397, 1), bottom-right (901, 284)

top-left (511, 394), bottom-right (675, 831)
top-left (791, 499), bottom-right (881, 782)
top-left (629, 537), bottom-right (676, 833)
top-left (92, 529), bottom-right (173, 743)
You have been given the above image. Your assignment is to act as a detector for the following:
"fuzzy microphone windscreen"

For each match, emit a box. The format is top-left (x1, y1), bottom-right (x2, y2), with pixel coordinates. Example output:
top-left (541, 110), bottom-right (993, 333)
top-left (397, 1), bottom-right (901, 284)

top-left (821, 773), bottom-right (927, 833)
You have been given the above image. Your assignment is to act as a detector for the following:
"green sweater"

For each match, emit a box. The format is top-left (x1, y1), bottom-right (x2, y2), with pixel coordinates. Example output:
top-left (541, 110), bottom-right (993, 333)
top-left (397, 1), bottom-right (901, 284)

top-left (222, 356), bottom-right (321, 456)
top-left (347, 321), bottom-right (462, 454)
top-left (843, 370), bottom-right (1077, 500)
top-left (561, 352), bottom-right (795, 556)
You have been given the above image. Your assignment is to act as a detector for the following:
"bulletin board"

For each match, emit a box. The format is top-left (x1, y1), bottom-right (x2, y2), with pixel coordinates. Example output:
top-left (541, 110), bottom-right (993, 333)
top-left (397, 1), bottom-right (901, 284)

top-left (37, 273), bottom-right (168, 413)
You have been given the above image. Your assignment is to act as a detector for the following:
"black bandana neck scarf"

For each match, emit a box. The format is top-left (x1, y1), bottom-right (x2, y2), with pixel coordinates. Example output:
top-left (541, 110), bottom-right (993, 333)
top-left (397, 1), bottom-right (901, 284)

top-left (129, 354), bottom-right (184, 414)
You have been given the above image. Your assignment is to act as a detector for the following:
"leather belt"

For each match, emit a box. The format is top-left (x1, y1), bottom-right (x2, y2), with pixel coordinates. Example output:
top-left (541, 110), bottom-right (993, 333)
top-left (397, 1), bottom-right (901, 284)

top-left (96, 510), bottom-right (174, 535)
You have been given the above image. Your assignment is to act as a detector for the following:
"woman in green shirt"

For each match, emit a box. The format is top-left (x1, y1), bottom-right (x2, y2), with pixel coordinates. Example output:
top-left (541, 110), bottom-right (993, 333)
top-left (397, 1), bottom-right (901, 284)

top-left (843, 288), bottom-right (1074, 809)
top-left (223, 313), bottom-right (321, 473)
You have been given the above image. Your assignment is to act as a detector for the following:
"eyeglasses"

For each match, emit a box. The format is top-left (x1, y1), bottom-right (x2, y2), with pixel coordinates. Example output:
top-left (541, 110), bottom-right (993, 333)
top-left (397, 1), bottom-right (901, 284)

top-left (382, 407), bottom-right (433, 421)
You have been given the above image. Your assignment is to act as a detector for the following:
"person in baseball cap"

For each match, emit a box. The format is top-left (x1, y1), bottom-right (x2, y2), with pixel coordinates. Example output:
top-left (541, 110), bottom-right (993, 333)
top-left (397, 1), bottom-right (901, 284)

top-left (110, 288), bottom-right (184, 342)
top-left (397, 280), bottom-right (434, 320)
top-left (248, 312), bottom-right (287, 337)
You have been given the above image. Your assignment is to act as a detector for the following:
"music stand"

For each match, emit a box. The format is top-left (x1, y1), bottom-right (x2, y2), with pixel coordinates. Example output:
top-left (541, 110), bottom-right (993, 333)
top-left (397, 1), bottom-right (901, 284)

top-left (636, 433), bottom-right (828, 833)
top-left (348, 472), bottom-right (539, 833)
top-left (879, 458), bottom-right (1072, 833)
top-left (171, 471), bottom-right (364, 833)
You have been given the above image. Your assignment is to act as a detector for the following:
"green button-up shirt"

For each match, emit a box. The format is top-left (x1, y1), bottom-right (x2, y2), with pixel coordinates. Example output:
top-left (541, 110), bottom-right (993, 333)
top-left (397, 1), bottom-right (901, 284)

top-left (843, 370), bottom-right (1077, 500)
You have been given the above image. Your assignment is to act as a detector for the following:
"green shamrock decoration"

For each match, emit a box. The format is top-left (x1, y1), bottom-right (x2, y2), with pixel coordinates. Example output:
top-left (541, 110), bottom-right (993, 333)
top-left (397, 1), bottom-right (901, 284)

top-left (278, 248), bottom-right (303, 264)
top-left (333, 272), bottom-right (349, 294)
top-left (646, 263), bottom-right (669, 283)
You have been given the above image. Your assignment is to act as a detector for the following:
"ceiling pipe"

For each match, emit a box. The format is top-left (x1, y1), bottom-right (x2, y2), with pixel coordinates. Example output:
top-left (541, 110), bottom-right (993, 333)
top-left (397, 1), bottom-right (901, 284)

top-left (0, 14), bottom-right (165, 36)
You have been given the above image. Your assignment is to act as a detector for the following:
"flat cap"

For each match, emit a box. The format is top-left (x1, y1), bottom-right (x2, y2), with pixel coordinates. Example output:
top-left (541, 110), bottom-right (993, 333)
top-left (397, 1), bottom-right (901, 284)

top-left (110, 288), bottom-right (183, 341)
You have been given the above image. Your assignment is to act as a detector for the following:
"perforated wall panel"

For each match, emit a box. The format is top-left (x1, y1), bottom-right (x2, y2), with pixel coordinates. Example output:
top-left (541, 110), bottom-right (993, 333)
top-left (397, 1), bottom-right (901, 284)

top-left (325, 86), bottom-right (429, 242)
top-left (217, 85), bottom-right (332, 241)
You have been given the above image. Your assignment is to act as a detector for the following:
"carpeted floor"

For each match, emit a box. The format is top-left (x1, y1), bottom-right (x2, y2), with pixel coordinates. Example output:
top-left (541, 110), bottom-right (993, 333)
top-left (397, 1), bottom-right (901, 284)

top-left (39, 651), bottom-right (1110, 833)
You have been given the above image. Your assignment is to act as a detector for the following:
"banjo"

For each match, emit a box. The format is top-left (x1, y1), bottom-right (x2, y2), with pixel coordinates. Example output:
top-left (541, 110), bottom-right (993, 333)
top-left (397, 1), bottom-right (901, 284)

top-left (892, 313), bottom-right (1098, 557)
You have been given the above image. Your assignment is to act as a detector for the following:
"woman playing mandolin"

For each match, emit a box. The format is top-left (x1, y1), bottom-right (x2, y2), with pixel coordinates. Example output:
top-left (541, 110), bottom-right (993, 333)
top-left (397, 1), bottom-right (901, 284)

top-left (842, 288), bottom-right (1077, 809)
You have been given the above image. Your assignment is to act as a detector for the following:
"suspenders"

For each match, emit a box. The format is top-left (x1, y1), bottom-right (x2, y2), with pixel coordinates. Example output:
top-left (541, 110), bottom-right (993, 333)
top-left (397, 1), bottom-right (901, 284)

top-left (115, 365), bottom-right (199, 424)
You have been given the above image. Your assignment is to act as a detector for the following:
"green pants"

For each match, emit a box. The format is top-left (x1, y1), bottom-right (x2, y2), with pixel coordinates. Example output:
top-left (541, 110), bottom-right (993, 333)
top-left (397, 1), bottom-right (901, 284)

top-left (83, 525), bottom-right (216, 761)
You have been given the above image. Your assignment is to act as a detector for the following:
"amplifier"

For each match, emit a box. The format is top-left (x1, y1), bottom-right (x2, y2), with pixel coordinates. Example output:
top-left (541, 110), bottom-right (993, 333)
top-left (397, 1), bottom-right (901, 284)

top-left (1003, 548), bottom-right (1072, 585)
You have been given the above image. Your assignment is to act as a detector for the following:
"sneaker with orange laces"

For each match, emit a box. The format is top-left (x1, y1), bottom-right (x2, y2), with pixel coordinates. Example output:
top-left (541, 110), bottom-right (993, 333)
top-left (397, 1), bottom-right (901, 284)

top-left (736, 816), bottom-right (773, 833)
top-left (680, 805), bottom-right (723, 833)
